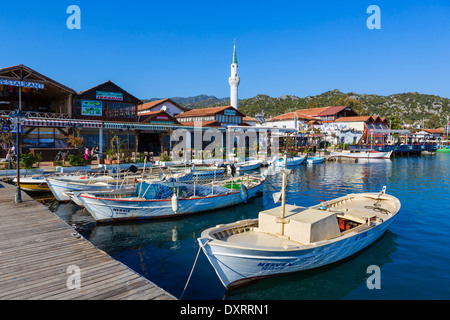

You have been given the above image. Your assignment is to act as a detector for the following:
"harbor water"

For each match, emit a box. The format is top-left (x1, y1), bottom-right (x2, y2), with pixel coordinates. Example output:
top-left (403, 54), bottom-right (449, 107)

top-left (52, 154), bottom-right (450, 300)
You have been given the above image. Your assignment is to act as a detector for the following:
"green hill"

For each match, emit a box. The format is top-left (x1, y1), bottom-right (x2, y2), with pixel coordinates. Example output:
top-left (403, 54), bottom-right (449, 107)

top-left (144, 90), bottom-right (450, 128)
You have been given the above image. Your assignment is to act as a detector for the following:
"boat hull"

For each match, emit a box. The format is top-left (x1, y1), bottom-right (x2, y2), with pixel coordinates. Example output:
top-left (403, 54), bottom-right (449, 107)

top-left (199, 215), bottom-right (396, 289)
top-left (330, 151), bottom-right (392, 159)
top-left (274, 156), bottom-right (307, 167)
top-left (306, 157), bottom-right (325, 164)
top-left (46, 177), bottom-right (120, 201)
top-left (14, 177), bottom-right (50, 192)
top-left (236, 160), bottom-right (263, 171)
top-left (78, 179), bottom-right (265, 222)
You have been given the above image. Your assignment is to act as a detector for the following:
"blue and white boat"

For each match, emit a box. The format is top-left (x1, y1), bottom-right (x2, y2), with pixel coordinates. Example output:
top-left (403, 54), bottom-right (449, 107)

top-left (273, 155), bottom-right (307, 167)
top-left (306, 156), bottom-right (325, 164)
top-left (74, 174), bottom-right (266, 222)
top-left (198, 185), bottom-right (400, 289)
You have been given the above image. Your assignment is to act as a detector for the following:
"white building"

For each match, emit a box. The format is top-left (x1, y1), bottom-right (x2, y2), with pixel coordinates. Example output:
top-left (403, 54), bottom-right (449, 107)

top-left (138, 98), bottom-right (188, 119)
top-left (228, 41), bottom-right (240, 110)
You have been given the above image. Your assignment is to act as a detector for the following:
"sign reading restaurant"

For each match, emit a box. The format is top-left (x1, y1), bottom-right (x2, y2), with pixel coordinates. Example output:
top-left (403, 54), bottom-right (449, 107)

top-left (96, 91), bottom-right (123, 101)
top-left (0, 79), bottom-right (44, 89)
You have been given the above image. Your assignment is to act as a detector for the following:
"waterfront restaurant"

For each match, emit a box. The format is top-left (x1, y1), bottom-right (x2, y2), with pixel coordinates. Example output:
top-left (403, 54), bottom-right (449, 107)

top-left (0, 65), bottom-right (103, 161)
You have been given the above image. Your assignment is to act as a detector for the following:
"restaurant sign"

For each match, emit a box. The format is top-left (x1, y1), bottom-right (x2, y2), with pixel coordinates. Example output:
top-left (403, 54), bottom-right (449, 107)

top-left (224, 109), bottom-right (236, 116)
top-left (0, 79), bottom-right (44, 89)
top-left (81, 100), bottom-right (103, 116)
top-left (96, 91), bottom-right (123, 101)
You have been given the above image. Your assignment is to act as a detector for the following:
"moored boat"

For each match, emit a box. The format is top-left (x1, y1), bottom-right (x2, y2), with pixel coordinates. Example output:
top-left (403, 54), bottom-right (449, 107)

top-left (46, 175), bottom-right (133, 201)
top-left (229, 160), bottom-right (263, 172)
top-left (306, 156), bottom-right (325, 164)
top-left (197, 160), bottom-right (400, 289)
top-left (198, 187), bottom-right (400, 289)
top-left (75, 174), bottom-right (266, 223)
top-left (273, 155), bottom-right (307, 167)
top-left (13, 176), bottom-right (50, 192)
top-left (330, 150), bottom-right (393, 159)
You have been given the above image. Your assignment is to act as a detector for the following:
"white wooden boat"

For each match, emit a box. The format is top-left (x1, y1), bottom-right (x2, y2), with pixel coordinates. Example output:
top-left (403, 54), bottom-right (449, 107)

top-left (231, 160), bottom-right (263, 172)
top-left (46, 166), bottom-right (194, 202)
top-left (75, 175), bottom-right (266, 223)
top-left (46, 176), bottom-right (123, 201)
top-left (198, 167), bottom-right (400, 289)
top-left (273, 155), bottom-right (307, 167)
top-left (330, 150), bottom-right (393, 159)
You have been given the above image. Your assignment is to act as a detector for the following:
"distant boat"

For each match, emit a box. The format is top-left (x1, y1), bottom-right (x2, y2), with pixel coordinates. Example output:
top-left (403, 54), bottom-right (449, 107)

top-left (306, 156), bottom-right (325, 164)
top-left (228, 160), bottom-right (263, 172)
top-left (436, 146), bottom-right (450, 153)
top-left (75, 174), bottom-right (266, 222)
top-left (198, 185), bottom-right (401, 289)
top-left (330, 150), bottom-right (393, 159)
top-left (273, 155), bottom-right (307, 167)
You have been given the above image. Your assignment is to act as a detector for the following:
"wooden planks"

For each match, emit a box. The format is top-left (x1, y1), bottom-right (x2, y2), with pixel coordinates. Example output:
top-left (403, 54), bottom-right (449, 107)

top-left (0, 183), bottom-right (176, 300)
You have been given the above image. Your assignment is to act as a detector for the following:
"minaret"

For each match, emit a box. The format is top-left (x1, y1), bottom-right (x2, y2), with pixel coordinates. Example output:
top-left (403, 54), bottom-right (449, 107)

top-left (229, 40), bottom-right (240, 109)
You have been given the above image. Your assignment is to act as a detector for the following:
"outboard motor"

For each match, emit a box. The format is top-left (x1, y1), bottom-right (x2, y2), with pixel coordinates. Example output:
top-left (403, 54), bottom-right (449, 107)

top-left (228, 164), bottom-right (236, 177)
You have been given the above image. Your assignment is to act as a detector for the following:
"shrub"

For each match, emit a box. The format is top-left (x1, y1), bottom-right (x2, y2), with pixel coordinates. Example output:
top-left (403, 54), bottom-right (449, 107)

top-left (21, 153), bottom-right (39, 169)
top-left (67, 154), bottom-right (87, 166)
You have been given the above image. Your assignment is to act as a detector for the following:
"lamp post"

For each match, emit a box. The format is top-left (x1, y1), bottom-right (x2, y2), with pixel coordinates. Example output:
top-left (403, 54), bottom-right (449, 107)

top-left (10, 109), bottom-right (26, 203)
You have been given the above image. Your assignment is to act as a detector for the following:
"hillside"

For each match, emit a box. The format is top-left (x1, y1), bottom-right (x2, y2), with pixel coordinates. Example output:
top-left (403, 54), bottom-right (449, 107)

top-left (144, 90), bottom-right (450, 128)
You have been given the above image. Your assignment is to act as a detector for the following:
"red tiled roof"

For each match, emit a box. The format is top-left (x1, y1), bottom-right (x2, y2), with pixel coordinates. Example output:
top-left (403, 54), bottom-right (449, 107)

top-left (289, 106), bottom-right (358, 118)
top-left (243, 116), bottom-right (257, 122)
top-left (424, 128), bottom-right (444, 134)
top-left (270, 111), bottom-right (319, 122)
top-left (176, 106), bottom-right (246, 118)
top-left (180, 120), bottom-right (222, 127)
top-left (140, 98), bottom-right (189, 112)
top-left (334, 116), bottom-right (375, 122)
top-left (139, 110), bottom-right (180, 124)
top-left (318, 106), bottom-right (351, 116)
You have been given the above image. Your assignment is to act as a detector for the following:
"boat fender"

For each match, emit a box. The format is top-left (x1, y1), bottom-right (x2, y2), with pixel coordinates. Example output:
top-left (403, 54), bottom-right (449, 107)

top-left (172, 194), bottom-right (179, 213)
top-left (319, 200), bottom-right (326, 210)
top-left (240, 184), bottom-right (248, 203)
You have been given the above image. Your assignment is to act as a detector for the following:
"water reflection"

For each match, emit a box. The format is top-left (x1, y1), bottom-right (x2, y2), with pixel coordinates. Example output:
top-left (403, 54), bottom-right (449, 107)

top-left (223, 231), bottom-right (398, 300)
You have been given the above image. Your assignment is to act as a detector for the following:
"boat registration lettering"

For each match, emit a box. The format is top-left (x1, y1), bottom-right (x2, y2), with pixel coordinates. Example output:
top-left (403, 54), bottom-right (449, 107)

top-left (113, 208), bottom-right (131, 214)
top-left (355, 232), bottom-right (368, 242)
top-left (257, 262), bottom-right (293, 271)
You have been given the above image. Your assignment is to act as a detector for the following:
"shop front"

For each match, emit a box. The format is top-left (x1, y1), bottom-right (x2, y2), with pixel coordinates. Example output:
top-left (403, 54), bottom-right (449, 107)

top-left (73, 80), bottom-right (143, 163)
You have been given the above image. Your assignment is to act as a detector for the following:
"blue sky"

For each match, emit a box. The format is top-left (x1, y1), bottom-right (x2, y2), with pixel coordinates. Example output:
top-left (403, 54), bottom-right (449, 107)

top-left (1, 1), bottom-right (450, 100)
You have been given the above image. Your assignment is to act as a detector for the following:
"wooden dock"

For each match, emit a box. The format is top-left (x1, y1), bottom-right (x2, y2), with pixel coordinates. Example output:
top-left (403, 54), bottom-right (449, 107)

top-left (0, 182), bottom-right (177, 300)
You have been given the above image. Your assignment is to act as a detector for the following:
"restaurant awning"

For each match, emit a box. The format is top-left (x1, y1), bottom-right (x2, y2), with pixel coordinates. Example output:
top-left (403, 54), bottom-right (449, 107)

top-left (24, 118), bottom-right (102, 128)
top-left (103, 122), bottom-right (227, 131)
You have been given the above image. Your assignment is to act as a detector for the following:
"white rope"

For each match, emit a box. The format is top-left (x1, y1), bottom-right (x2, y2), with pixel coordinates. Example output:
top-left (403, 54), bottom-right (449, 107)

top-left (180, 239), bottom-right (211, 300)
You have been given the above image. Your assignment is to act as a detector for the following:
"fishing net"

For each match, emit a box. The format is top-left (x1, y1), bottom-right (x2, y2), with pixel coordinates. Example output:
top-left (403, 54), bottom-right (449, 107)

top-left (135, 181), bottom-right (231, 200)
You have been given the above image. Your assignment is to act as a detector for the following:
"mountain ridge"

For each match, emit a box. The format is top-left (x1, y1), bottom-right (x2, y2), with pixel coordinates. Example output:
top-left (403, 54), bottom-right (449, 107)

top-left (143, 90), bottom-right (450, 128)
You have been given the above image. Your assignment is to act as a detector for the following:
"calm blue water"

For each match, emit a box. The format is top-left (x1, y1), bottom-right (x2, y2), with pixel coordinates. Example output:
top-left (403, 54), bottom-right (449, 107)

top-left (53, 154), bottom-right (450, 300)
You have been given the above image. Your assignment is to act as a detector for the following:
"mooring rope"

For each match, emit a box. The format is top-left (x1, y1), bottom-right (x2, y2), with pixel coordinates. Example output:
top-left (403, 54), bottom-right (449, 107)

top-left (180, 239), bottom-right (211, 300)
